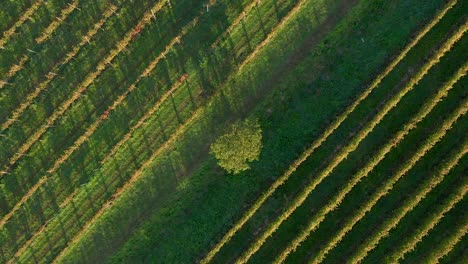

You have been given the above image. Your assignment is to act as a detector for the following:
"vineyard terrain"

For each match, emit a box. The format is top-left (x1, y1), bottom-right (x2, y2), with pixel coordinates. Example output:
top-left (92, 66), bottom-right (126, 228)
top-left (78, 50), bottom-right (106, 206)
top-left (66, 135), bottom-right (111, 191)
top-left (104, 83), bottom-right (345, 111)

top-left (0, 0), bottom-right (465, 263)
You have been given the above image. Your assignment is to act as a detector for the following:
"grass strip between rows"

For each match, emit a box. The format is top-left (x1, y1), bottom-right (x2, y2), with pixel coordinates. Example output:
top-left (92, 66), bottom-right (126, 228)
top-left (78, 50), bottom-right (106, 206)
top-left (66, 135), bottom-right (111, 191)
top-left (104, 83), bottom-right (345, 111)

top-left (0, 0), bottom-right (44, 49)
top-left (35, 1), bottom-right (80, 44)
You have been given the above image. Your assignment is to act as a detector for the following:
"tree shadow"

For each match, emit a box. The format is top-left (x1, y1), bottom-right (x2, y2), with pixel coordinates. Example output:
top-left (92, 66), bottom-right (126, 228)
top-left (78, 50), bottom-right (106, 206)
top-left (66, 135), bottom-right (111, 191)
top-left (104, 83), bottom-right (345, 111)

top-left (254, 4), bottom-right (268, 38)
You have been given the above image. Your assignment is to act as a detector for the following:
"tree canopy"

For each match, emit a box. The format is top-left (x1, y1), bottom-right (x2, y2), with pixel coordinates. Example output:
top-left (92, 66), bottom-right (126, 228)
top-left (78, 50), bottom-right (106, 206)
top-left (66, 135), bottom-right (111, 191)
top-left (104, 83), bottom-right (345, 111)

top-left (210, 118), bottom-right (262, 174)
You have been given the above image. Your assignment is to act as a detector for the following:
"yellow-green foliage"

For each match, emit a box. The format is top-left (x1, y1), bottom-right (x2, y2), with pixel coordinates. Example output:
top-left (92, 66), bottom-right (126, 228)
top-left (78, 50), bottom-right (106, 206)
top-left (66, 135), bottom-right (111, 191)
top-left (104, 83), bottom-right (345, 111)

top-left (210, 118), bottom-right (262, 174)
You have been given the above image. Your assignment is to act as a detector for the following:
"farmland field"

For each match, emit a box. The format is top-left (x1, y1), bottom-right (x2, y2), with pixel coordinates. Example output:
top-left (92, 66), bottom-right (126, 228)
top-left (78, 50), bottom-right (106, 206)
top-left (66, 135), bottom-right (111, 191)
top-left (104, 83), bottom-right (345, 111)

top-left (0, 0), bottom-right (466, 263)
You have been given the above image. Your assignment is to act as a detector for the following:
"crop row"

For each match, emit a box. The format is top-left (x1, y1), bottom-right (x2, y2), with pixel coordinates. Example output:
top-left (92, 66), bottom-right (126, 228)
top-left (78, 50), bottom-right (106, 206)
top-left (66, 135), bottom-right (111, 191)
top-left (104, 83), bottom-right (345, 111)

top-left (266, 29), bottom-right (464, 263)
top-left (1, 0), bottom-right (150, 173)
top-left (327, 125), bottom-right (467, 264)
top-left (0, 0), bottom-right (174, 178)
top-left (2, 0), bottom-right (210, 172)
top-left (199, 0), bottom-right (460, 261)
top-left (0, 0), bottom-right (166, 255)
top-left (290, 8), bottom-right (467, 262)
top-left (0, 0), bottom-right (169, 173)
top-left (294, 51), bottom-right (468, 263)
top-left (1, 0), bottom-right (221, 248)
top-left (0, 0), bottom-right (157, 138)
top-left (0, 7), bottom-right (186, 251)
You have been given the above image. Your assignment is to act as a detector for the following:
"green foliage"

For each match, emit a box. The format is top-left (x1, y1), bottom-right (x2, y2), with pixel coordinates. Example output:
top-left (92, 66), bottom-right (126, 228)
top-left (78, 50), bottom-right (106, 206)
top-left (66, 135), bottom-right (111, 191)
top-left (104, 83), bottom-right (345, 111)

top-left (210, 118), bottom-right (262, 174)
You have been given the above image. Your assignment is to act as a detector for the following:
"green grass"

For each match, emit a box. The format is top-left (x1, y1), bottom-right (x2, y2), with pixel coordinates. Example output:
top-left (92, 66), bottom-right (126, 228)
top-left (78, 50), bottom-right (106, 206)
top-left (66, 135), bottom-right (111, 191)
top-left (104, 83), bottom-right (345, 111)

top-left (0, 1), bottom-right (33, 33)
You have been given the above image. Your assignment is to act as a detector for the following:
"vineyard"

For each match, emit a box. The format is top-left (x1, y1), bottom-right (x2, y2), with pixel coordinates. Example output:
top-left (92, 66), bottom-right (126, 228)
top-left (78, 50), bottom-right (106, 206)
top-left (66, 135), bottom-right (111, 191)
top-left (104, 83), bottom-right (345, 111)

top-left (0, 0), bottom-right (466, 263)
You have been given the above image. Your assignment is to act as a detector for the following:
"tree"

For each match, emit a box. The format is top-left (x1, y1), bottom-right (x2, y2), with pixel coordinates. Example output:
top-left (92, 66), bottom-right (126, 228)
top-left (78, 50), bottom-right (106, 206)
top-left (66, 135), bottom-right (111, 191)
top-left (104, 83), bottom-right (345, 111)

top-left (210, 118), bottom-right (262, 174)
